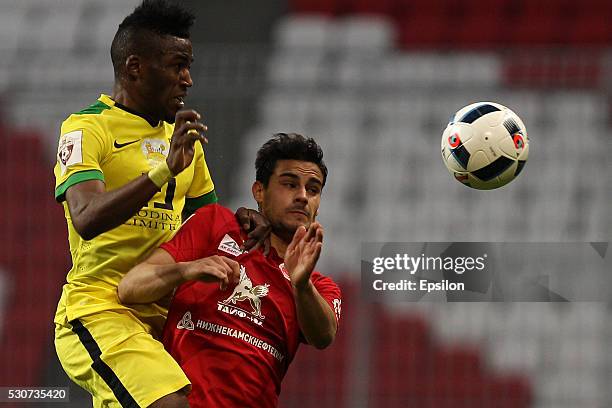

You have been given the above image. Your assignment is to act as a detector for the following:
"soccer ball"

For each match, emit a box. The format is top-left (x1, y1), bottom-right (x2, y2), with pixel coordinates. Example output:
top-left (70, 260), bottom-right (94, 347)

top-left (441, 102), bottom-right (529, 190)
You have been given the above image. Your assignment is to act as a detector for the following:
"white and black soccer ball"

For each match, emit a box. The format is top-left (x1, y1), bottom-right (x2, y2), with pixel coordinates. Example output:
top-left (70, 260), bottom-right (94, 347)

top-left (441, 102), bottom-right (529, 190)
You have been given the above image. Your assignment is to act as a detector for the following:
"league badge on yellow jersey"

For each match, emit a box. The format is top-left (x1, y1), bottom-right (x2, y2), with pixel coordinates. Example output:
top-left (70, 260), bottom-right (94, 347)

top-left (57, 130), bottom-right (83, 175)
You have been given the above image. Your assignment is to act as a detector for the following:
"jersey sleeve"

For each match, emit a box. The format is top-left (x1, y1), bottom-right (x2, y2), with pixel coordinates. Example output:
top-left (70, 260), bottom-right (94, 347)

top-left (160, 204), bottom-right (222, 262)
top-left (184, 142), bottom-right (217, 215)
top-left (54, 116), bottom-right (109, 202)
top-left (311, 273), bottom-right (342, 326)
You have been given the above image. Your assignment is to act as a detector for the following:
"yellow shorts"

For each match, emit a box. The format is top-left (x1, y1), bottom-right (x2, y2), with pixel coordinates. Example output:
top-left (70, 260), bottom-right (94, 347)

top-left (55, 309), bottom-right (190, 408)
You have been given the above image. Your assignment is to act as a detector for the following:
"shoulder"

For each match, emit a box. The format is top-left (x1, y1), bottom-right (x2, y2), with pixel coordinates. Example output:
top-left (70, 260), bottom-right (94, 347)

top-left (162, 122), bottom-right (175, 133)
top-left (72, 98), bottom-right (112, 116)
top-left (61, 113), bottom-right (104, 133)
top-left (193, 203), bottom-right (232, 218)
top-left (190, 203), bottom-right (239, 231)
top-left (61, 99), bottom-right (111, 137)
top-left (167, 204), bottom-right (240, 257)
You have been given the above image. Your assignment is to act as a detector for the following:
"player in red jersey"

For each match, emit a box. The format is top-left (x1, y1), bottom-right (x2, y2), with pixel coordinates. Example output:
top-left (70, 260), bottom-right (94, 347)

top-left (118, 133), bottom-right (341, 407)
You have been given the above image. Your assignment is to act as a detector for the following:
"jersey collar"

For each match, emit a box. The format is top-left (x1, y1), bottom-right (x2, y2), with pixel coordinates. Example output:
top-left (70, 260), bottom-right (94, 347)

top-left (267, 246), bottom-right (284, 264)
top-left (99, 94), bottom-right (162, 128)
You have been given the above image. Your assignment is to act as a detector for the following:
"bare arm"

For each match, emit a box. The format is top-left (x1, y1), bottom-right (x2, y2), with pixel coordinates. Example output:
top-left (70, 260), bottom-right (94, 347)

top-left (66, 178), bottom-right (158, 240)
top-left (66, 110), bottom-right (207, 240)
top-left (293, 280), bottom-right (338, 349)
top-left (285, 223), bottom-right (337, 349)
top-left (118, 248), bottom-right (240, 304)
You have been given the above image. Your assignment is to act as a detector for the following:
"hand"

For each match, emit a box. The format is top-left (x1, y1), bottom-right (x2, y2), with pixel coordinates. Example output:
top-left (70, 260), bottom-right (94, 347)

top-left (235, 207), bottom-right (271, 254)
top-left (284, 222), bottom-right (323, 291)
top-left (166, 109), bottom-right (208, 175)
top-left (180, 255), bottom-right (240, 290)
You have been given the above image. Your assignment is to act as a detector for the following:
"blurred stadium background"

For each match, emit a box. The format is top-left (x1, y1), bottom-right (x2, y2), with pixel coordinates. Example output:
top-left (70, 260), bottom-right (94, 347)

top-left (0, 0), bottom-right (610, 407)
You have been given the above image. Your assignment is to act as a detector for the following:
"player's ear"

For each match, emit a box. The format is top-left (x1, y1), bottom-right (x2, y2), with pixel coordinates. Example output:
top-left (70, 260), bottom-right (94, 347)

top-left (125, 55), bottom-right (141, 80)
top-left (252, 181), bottom-right (264, 205)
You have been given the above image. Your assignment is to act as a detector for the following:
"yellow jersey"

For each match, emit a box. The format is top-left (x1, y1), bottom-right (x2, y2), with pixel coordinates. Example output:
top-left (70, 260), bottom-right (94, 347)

top-left (53, 94), bottom-right (216, 326)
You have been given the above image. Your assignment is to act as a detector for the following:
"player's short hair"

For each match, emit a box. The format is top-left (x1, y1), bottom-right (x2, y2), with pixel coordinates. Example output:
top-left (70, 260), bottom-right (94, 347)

top-left (110, 0), bottom-right (195, 78)
top-left (255, 133), bottom-right (328, 188)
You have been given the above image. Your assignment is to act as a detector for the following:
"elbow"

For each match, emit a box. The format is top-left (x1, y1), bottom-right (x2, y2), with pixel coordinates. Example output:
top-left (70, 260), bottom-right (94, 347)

top-left (78, 229), bottom-right (98, 242)
top-left (312, 340), bottom-right (331, 350)
top-left (117, 281), bottom-right (131, 304)
top-left (72, 217), bottom-right (99, 241)
top-left (311, 331), bottom-right (336, 350)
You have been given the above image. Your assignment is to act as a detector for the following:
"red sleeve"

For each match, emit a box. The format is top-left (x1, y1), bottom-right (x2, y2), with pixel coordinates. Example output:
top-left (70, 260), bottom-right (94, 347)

top-left (160, 203), bottom-right (229, 262)
top-left (310, 272), bottom-right (342, 326)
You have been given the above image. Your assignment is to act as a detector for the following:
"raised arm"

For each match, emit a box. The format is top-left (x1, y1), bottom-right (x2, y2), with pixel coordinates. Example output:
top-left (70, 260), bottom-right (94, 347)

top-left (285, 223), bottom-right (337, 349)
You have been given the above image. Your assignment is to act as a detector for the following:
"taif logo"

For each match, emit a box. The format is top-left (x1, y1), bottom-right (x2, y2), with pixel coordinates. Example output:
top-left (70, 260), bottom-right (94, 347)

top-left (220, 266), bottom-right (269, 321)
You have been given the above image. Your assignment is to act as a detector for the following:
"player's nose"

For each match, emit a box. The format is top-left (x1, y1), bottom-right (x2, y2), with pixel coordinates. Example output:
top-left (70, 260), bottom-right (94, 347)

top-left (294, 187), bottom-right (308, 204)
top-left (181, 68), bottom-right (193, 88)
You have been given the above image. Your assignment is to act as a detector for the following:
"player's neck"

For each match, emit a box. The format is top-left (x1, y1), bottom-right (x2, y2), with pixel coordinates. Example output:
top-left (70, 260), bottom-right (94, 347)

top-left (112, 86), bottom-right (160, 126)
top-left (270, 234), bottom-right (289, 259)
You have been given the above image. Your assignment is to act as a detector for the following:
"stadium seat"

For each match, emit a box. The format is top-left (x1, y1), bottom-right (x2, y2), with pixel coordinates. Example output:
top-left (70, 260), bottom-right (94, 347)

top-left (398, 14), bottom-right (450, 49)
top-left (369, 309), bottom-right (432, 389)
top-left (566, 13), bottom-right (611, 45)
top-left (273, 15), bottom-right (334, 51)
top-left (450, 0), bottom-right (512, 48)
top-left (89, 2), bottom-right (140, 51)
top-left (0, 5), bottom-right (26, 59)
top-left (290, 0), bottom-right (340, 15)
top-left (349, 0), bottom-right (398, 16)
top-left (331, 16), bottom-right (396, 53)
top-left (267, 50), bottom-right (326, 87)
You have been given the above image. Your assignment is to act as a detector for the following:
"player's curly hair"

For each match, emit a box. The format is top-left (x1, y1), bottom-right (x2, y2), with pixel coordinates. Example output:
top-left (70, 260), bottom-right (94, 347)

top-left (111, 0), bottom-right (195, 78)
top-left (255, 133), bottom-right (328, 188)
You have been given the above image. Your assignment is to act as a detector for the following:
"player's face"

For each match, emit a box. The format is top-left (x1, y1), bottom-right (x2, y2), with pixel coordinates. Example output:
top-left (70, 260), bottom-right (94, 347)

top-left (140, 36), bottom-right (194, 122)
top-left (254, 160), bottom-right (323, 241)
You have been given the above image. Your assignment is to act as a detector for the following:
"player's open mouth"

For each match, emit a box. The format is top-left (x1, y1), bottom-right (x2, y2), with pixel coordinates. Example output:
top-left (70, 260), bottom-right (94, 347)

top-left (174, 96), bottom-right (185, 108)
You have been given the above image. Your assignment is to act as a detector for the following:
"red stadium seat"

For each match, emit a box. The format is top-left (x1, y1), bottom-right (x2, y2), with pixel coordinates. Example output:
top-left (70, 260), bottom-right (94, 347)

top-left (348, 0), bottom-right (398, 16)
top-left (511, 12), bottom-right (561, 45)
top-left (0, 129), bottom-right (69, 392)
top-left (484, 375), bottom-right (533, 408)
top-left (566, 12), bottom-right (611, 45)
top-left (367, 305), bottom-right (534, 407)
top-left (369, 309), bottom-right (434, 407)
top-left (502, 51), bottom-right (603, 89)
top-left (450, 0), bottom-right (513, 48)
top-left (290, 0), bottom-right (341, 15)
top-left (400, 0), bottom-right (453, 15)
top-left (430, 345), bottom-right (483, 378)
top-left (452, 15), bottom-right (505, 49)
top-left (399, 14), bottom-right (451, 49)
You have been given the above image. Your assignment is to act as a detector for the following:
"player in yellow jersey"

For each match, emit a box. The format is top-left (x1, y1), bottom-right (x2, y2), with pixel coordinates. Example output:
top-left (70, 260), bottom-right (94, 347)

top-left (53, 1), bottom-right (268, 407)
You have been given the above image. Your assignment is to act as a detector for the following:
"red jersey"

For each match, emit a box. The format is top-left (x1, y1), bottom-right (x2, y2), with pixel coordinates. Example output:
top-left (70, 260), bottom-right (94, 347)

top-left (160, 204), bottom-right (341, 408)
